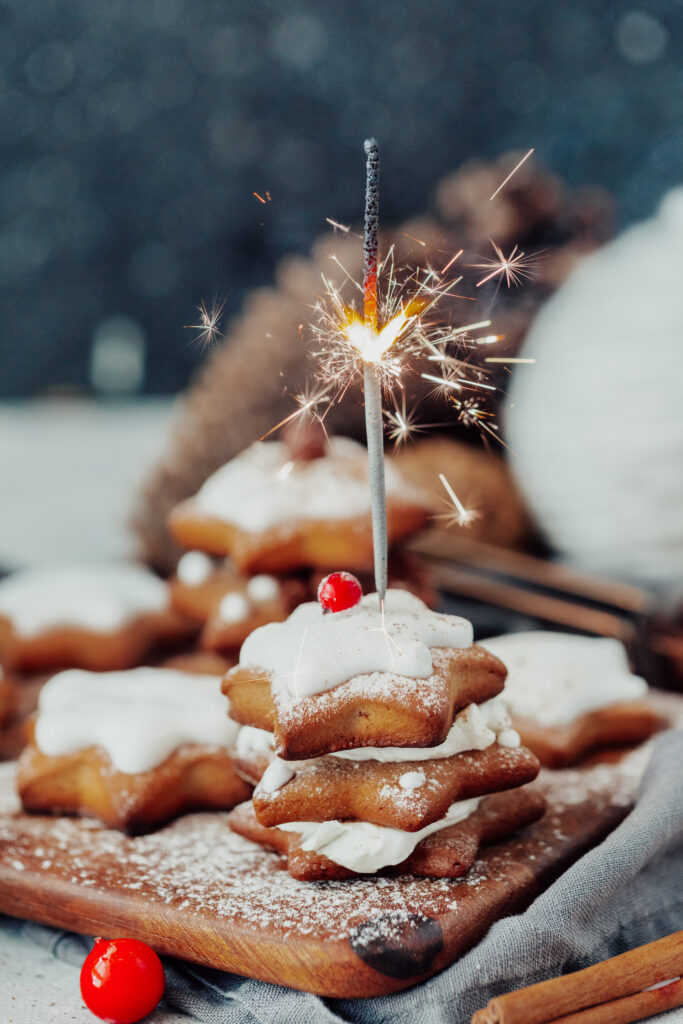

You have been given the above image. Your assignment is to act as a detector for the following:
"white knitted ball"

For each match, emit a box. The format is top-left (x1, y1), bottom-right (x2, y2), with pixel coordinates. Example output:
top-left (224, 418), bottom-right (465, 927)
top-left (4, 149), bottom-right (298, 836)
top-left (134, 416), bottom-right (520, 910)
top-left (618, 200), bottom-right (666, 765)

top-left (506, 188), bottom-right (683, 586)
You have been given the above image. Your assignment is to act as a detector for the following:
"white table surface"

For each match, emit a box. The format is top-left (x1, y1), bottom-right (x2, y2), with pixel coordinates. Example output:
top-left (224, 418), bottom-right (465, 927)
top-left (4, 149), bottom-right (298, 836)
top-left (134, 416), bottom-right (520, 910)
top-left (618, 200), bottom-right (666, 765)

top-left (0, 398), bottom-right (174, 569)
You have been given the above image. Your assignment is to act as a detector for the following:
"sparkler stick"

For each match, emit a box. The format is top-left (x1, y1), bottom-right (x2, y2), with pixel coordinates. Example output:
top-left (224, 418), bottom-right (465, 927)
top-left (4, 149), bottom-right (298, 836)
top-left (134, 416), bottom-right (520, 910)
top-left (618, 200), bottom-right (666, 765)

top-left (362, 137), bottom-right (388, 604)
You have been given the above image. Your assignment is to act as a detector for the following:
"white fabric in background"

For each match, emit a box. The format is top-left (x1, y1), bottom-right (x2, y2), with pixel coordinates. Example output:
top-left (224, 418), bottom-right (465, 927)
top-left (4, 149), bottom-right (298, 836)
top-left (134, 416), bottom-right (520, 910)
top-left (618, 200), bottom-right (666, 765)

top-left (0, 399), bottom-right (173, 569)
top-left (507, 188), bottom-right (683, 587)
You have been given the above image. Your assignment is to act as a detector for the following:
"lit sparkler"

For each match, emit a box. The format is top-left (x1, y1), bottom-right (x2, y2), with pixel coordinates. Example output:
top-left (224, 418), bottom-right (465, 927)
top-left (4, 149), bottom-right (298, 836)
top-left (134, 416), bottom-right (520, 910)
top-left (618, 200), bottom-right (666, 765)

top-left (264, 140), bottom-right (541, 584)
top-left (361, 138), bottom-right (389, 604)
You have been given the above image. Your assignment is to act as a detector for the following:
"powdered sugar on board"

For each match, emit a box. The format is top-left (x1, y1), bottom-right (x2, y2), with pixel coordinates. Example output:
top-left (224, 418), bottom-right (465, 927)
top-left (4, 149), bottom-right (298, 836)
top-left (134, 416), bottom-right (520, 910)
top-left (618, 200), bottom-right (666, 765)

top-left (0, 743), bottom-right (648, 948)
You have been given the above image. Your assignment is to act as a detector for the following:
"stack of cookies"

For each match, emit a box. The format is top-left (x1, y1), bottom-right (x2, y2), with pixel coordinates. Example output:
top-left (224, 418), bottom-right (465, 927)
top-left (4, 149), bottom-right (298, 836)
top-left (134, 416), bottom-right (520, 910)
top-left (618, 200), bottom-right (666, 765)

top-left (166, 429), bottom-right (430, 664)
top-left (224, 577), bottom-right (546, 880)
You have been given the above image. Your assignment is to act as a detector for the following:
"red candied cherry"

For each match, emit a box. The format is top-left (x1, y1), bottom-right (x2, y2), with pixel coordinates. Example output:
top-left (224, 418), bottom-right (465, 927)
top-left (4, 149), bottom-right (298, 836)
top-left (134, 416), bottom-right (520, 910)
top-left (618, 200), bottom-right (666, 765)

top-left (80, 938), bottom-right (165, 1024)
top-left (317, 571), bottom-right (363, 613)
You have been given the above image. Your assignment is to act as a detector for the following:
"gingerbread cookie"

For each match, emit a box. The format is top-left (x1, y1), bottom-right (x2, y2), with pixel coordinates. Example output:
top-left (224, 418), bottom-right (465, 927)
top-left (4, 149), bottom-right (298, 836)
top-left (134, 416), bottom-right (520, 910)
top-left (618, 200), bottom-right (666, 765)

top-left (229, 786), bottom-right (546, 880)
top-left (223, 589), bottom-right (506, 758)
top-left (0, 564), bottom-right (194, 673)
top-left (481, 632), bottom-right (662, 767)
top-left (252, 743), bottom-right (540, 831)
top-left (168, 437), bottom-right (429, 574)
top-left (17, 667), bottom-right (251, 831)
top-left (169, 554), bottom-right (306, 653)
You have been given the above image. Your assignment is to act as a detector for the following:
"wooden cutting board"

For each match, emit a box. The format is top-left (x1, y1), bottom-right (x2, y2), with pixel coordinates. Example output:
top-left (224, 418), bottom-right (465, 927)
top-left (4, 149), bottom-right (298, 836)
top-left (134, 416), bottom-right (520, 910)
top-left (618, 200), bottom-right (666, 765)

top-left (0, 753), bottom-right (645, 998)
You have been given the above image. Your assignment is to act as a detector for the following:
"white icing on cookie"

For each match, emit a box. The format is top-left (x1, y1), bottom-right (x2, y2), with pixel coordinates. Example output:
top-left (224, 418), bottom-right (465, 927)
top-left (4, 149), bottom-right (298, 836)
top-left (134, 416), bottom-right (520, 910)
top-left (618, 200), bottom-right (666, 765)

top-left (239, 589), bottom-right (472, 697)
top-left (34, 668), bottom-right (238, 774)
top-left (278, 796), bottom-right (481, 873)
top-left (259, 758), bottom-right (295, 793)
top-left (193, 436), bottom-right (421, 531)
top-left (176, 551), bottom-right (214, 586)
top-left (246, 575), bottom-right (280, 602)
top-left (399, 771), bottom-right (426, 790)
top-left (0, 564), bottom-right (169, 638)
top-left (481, 632), bottom-right (648, 727)
top-left (218, 592), bottom-right (250, 624)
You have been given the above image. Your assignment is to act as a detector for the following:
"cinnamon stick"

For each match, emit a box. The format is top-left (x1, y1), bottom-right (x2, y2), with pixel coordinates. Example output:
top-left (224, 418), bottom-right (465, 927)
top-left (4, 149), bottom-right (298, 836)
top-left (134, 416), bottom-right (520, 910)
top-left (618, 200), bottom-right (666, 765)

top-left (550, 975), bottom-right (683, 1024)
top-left (471, 931), bottom-right (683, 1024)
top-left (474, 979), bottom-right (683, 1023)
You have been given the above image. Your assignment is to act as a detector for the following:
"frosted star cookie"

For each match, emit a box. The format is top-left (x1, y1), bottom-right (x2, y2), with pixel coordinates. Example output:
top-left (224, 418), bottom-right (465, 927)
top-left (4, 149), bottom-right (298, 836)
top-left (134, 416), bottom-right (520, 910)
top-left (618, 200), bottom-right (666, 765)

top-left (168, 437), bottom-right (429, 574)
top-left (223, 589), bottom-right (506, 759)
top-left (169, 554), bottom-right (306, 653)
top-left (229, 786), bottom-right (546, 881)
top-left (481, 632), bottom-right (662, 767)
top-left (0, 564), bottom-right (194, 673)
top-left (17, 667), bottom-right (251, 832)
top-left (251, 742), bottom-right (540, 831)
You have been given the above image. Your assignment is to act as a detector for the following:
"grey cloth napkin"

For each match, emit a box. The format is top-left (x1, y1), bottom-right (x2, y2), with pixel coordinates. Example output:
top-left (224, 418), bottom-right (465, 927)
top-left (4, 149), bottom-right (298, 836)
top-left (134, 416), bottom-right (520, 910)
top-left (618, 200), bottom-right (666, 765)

top-left (5, 730), bottom-right (683, 1024)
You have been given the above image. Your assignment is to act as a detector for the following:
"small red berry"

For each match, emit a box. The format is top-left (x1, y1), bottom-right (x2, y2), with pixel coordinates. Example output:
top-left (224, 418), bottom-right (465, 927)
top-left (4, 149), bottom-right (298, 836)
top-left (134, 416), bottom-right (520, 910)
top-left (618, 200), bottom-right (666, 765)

top-left (317, 571), bottom-right (363, 613)
top-left (80, 938), bottom-right (165, 1024)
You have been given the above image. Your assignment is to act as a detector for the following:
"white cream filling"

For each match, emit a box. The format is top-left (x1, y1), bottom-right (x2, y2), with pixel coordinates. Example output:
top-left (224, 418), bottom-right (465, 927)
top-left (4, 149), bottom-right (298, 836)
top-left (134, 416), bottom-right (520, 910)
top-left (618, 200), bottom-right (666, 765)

top-left (0, 563), bottom-right (169, 637)
top-left (259, 759), bottom-right (295, 793)
top-left (240, 589), bottom-right (473, 697)
top-left (35, 668), bottom-right (239, 774)
top-left (238, 696), bottom-right (519, 777)
top-left (235, 725), bottom-right (276, 761)
top-left (481, 632), bottom-right (648, 727)
top-left (278, 797), bottom-right (481, 873)
top-left (193, 436), bottom-right (419, 532)
top-left (333, 694), bottom-right (517, 761)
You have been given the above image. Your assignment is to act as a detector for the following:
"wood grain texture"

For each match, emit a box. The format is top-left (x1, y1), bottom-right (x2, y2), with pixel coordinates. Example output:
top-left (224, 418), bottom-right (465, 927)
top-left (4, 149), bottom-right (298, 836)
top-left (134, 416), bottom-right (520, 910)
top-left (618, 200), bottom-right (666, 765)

top-left (0, 756), bottom-right (643, 998)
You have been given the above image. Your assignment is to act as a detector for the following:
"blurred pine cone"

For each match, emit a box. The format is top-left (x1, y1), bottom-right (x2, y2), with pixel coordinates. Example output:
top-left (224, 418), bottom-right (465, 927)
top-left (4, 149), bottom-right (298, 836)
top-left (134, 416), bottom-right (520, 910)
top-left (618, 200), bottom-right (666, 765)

top-left (131, 151), bottom-right (613, 571)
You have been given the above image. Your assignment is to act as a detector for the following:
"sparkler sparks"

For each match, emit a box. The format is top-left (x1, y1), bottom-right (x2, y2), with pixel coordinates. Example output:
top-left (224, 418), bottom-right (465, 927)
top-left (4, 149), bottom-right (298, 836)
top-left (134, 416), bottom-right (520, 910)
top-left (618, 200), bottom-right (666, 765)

top-left (385, 393), bottom-right (427, 448)
top-left (261, 143), bottom-right (541, 501)
top-left (437, 472), bottom-right (478, 528)
top-left (489, 148), bottom-right (534, 200)
top-left (185, 299), bottom-right (225, 349)
top-left (260, 384), bottom-right (331, 440)
top-left (473, 242), bottom-right (538, 289)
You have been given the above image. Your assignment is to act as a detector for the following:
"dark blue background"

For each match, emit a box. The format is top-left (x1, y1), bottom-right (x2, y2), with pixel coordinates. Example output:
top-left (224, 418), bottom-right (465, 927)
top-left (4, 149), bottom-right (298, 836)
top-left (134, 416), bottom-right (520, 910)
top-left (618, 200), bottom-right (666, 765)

top-left (0, 0), bottom-right (680, 396)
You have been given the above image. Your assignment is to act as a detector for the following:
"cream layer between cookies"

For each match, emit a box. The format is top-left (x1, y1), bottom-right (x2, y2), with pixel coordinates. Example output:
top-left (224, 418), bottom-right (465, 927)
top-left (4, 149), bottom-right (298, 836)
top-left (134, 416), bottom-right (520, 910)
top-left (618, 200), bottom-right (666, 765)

top-left (237, 694), bottom-right (520, 785)
top-left (481, 632), bottom-right (648, 727)
top-left (277, 796), bottom-right (482, 874)
top-left (34, 667), bottom-right (239, 774)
